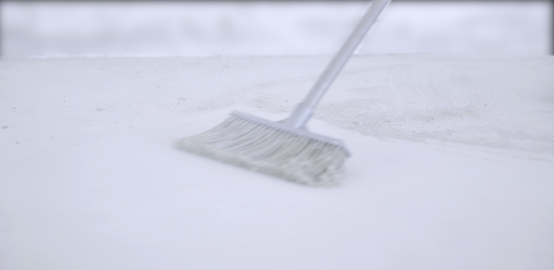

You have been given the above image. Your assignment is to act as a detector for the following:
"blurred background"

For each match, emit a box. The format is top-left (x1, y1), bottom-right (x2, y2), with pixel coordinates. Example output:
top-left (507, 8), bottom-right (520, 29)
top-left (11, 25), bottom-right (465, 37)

top-left (0, 0), bottom-right (552, 58)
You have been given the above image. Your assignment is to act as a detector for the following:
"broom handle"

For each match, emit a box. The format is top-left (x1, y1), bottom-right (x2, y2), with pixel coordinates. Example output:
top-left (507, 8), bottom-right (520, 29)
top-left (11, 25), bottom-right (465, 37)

top-left (286, 0), bottom-right (391, 128)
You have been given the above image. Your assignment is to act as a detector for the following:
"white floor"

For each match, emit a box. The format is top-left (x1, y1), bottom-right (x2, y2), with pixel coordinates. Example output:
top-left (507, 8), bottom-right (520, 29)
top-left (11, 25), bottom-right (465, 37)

top-left (1, 55), bottom-right (553, 269)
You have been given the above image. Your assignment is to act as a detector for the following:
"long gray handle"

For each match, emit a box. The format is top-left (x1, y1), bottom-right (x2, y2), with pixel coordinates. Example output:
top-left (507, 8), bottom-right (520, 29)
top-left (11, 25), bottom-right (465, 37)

top-left (285, 0), bottom-right (391, 128)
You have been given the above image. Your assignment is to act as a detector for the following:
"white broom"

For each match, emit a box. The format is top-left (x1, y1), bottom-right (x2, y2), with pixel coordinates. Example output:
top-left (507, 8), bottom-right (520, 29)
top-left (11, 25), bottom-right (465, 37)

top-left (177, 0), bottom-right (391, 186)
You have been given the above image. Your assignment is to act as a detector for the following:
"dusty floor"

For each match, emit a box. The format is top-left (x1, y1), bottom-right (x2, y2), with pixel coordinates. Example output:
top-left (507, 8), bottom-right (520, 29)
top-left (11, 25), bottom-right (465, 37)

top-left (1, 55), bottom-right (553, 270)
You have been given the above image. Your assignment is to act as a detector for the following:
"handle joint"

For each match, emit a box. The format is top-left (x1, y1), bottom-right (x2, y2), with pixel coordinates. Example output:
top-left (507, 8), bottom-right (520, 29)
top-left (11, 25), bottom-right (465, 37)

top-left (283, 102), bottom-right (313, 129)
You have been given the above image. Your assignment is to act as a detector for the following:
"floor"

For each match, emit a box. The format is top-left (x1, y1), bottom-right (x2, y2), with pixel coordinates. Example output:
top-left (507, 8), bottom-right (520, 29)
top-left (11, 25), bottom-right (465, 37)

top-left (1, 55), bottom-right (553, 270)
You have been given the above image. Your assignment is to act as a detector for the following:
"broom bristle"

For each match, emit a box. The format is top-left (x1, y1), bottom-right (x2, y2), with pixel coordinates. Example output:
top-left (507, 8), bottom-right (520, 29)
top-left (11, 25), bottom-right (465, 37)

top-left (176, 113), bottom-right (349, 186)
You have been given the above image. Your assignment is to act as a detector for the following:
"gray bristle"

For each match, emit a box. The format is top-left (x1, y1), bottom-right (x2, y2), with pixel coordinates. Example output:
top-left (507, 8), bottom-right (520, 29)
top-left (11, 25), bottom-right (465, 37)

top-left (176, 115), bottom-right (348, 186)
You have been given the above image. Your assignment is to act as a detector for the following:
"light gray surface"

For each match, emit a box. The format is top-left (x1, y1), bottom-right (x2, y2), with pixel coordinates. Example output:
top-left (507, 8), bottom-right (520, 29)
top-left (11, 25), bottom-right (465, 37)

top-left (1, 55), bottom-right (553, 270)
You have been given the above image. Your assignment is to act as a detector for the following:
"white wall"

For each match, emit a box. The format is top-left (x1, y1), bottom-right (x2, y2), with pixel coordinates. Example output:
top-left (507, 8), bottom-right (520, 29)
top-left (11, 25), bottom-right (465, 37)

top-left (1, 1), bottom-right (551, 58)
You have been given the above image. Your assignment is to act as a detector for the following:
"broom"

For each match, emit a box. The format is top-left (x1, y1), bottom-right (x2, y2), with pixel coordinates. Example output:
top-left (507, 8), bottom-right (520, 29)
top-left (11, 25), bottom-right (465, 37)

top-left (177, 0), bottom-right (391, 186)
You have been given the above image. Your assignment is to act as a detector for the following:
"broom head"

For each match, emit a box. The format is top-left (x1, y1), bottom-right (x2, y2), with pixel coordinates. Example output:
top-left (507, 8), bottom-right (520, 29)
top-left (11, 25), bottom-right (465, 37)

top-left (176, 111), bottom-right (350, 186)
